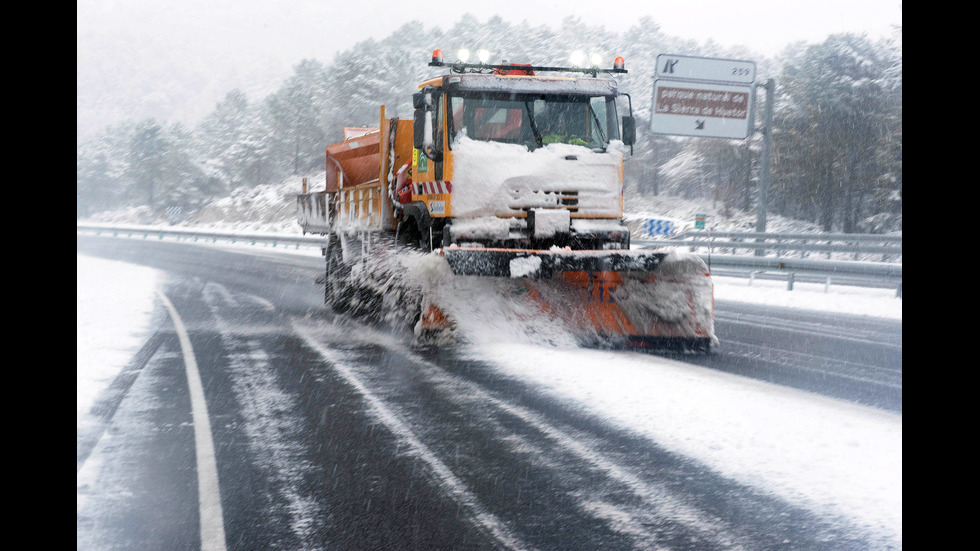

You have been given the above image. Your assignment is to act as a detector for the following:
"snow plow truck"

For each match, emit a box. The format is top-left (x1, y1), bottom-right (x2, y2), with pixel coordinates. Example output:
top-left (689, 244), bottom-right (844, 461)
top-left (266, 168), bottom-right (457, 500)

top-left (296, 49), bottom-right (716, 352)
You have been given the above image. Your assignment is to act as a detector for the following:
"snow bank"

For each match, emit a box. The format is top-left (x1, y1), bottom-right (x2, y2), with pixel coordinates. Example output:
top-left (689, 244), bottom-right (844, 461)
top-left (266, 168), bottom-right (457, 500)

top-left (77, 254), bottom-right (160, 426)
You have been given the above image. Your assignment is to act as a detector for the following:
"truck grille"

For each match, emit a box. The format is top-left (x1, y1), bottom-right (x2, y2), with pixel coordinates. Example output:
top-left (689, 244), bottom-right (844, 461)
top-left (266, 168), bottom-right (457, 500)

top-left (507, 189), bottom-right (580, 211)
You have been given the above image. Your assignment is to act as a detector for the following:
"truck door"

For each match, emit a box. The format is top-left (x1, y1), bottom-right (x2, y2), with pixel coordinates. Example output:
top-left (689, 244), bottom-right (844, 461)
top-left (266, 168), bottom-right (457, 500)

top-left (433, 92), bottom-right (444, 180)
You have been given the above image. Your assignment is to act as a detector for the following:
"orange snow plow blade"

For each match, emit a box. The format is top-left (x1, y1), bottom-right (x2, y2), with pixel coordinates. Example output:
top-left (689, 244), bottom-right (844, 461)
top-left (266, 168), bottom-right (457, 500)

top-left (437, 246), bottom-right (717, 352)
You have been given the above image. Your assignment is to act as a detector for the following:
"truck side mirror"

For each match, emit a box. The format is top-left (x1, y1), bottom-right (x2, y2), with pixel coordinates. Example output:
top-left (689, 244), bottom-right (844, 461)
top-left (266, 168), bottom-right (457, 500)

top-left (413, 89), bottom-right (433, 150)
top-left (412, 88), bottom-right (441, 161)
top-left (622, 116), bottom-right (636, 146)
top-left (414, 110), bottom-right (425, 149)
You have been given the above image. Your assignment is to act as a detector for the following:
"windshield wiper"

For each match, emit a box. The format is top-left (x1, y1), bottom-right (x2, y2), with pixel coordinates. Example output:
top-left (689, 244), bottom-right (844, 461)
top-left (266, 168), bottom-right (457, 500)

top-left (587, 103), bottom-right (607, 150)
top-left (524, 101), bottom-right (543, 149)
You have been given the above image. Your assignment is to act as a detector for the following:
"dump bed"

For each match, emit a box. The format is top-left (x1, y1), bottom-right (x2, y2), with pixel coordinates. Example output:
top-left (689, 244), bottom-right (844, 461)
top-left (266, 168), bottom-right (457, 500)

top-left (324, 129), bottom-right (381, 192)
top-left (297, 108), bottom-right (414, 235)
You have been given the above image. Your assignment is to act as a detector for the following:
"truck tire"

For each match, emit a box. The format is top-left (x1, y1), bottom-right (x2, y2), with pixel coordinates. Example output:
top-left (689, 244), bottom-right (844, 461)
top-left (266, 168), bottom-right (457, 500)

top-left (325, 237), bottom-right (385, 319)
top-left (397, 218), bottom-right (424, 249)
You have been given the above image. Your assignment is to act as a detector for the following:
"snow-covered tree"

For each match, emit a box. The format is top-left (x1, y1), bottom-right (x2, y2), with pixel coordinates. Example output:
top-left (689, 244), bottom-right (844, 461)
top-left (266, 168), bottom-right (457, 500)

top-left (195, 89), bottom-right (250, 169)
top-left (126, 119), bottom-right (167, 209)
top-left (77, 126), bottom-right (131, 216)
top-left (266, 59), bottom-right (330, 174)
top-left (222, 110), bottom-right (279, 189)
top-left (774, 33), bottom-right (893, 232)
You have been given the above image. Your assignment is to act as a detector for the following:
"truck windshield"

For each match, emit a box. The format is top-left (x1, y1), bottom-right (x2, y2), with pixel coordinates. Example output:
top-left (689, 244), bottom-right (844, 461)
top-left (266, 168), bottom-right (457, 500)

top-left (448, 94), bottom-right (620, 152)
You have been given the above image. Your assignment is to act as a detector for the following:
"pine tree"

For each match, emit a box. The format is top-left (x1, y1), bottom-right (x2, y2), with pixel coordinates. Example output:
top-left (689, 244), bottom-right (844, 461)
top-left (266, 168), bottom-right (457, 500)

top-left (224, 110), bottom-right (279, 189)
top-left (775, 33), bottom-right (891, 232)
top-left (267, 59), bottom-right (329, 174)
top-left (77, 124), bottom-right (133, 215)
top-left (126, 119), bottom-right (167, 209)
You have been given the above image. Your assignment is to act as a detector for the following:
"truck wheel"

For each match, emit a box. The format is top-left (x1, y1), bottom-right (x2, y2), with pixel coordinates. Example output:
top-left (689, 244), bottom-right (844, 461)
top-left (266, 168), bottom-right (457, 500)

top-left (397, 219), bottom-right (423, 249)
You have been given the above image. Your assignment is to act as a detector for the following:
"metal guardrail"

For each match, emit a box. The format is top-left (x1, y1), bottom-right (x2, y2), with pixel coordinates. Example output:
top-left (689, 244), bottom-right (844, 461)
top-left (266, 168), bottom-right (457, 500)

top-left (635, 231), bottom-right (902, 296)
top-left (690, 253), bottom-right (902, 278)
top-left (76, 223), bottom-right (328, 249)
top-left (636, 230), bottom-right (902, 260)
top-left (78, 223), bottom-right (902, 296)
top-left (697, 253), bottom-right (902, 296)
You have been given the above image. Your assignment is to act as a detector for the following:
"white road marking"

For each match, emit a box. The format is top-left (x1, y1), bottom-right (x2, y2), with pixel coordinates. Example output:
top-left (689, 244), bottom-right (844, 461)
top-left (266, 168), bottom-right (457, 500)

top-left (157, 289), bottom-right (227, 551)
top-left (202, 283), bottom-right (322, 547)
top-left (293, 321), bottom-right (531, 551)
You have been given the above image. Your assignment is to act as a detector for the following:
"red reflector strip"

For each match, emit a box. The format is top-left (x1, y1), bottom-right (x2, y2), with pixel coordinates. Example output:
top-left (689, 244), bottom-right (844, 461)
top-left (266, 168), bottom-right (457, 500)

top-left (418, 181), bottom-right (453, 194)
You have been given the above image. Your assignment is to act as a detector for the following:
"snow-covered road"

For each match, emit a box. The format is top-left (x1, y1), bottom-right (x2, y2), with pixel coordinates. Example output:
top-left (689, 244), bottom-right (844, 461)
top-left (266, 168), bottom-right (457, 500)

top-left (78, 249), bottom-right (902, 548)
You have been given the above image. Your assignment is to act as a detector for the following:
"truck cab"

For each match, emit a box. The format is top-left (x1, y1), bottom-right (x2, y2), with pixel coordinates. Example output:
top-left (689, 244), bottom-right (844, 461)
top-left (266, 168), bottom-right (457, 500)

top-left (408, 61), bottom-right (636, 251)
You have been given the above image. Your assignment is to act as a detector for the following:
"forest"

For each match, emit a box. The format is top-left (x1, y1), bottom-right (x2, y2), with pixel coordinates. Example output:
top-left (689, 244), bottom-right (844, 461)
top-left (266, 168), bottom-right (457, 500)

top-left (76, 15), bottom-right (902, 234)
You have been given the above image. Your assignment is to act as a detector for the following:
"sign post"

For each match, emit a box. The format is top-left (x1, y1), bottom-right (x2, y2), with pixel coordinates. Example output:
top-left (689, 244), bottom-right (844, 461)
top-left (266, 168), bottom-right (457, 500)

top-left (651, 54), bottom-right (756, 140)
top-left (649, 53), bottom-right (772, 236)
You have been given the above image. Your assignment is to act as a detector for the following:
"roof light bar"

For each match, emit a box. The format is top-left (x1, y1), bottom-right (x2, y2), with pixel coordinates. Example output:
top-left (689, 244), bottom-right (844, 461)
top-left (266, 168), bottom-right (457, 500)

top-left (428, 56), bottom-right (627, 76)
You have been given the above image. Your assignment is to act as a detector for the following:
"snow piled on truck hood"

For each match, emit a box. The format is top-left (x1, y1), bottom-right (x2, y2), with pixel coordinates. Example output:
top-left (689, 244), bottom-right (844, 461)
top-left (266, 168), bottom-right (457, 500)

top-left (450, 137), bottom-right (623, 218)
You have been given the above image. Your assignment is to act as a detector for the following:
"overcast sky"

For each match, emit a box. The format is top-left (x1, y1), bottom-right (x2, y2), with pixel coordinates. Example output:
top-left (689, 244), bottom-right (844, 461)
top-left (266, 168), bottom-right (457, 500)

top-left (76, 1), bottom-right (901, 139)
